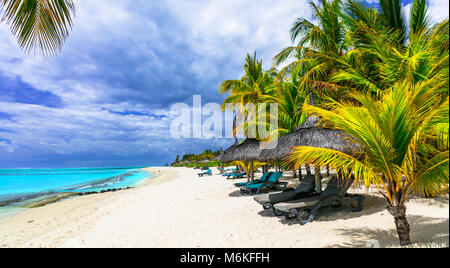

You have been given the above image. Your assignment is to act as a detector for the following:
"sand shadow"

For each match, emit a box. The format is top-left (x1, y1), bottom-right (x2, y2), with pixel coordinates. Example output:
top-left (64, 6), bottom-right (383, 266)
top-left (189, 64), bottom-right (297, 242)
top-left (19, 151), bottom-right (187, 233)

top-left (228, 190), bottom-right (244, 197)
top-left (256, 194), bottom-right (387, 225)
top-left (327, 215), bottom-right (449, 248)
top-left (228, 188), bottom-right (279, 198)
top-left (409, 195), bottom-right (449, 208)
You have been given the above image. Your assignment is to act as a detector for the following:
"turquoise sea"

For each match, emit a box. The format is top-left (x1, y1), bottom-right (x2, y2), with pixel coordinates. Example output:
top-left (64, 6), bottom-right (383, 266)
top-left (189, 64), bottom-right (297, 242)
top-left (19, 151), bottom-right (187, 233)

top-left (0, 167), bottom-right (153, 217)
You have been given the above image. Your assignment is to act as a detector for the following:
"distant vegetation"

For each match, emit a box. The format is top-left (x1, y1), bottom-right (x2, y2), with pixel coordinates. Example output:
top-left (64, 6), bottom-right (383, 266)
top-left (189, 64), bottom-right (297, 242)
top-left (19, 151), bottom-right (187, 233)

top-left (171, 149), bottom-right (223, 167)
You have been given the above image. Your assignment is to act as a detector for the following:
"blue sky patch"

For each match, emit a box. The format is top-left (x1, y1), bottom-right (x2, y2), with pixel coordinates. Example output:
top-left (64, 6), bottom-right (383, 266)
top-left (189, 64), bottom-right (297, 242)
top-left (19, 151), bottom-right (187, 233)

top-left (0, 73), bottom-right (64, 108)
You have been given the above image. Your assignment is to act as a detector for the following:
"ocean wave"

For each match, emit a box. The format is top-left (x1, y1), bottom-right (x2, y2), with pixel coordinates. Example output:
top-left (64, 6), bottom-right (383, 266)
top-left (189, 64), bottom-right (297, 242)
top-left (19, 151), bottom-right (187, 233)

top-left (62, 172), bottom-right (135, 191)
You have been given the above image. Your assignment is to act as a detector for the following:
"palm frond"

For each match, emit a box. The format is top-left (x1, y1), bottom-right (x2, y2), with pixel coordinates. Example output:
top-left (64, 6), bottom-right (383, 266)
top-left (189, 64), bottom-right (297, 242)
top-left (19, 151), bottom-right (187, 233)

top-left (0, 0), bottom-right (76, 56)
top-left (410, 0), bottom-right (430, 35)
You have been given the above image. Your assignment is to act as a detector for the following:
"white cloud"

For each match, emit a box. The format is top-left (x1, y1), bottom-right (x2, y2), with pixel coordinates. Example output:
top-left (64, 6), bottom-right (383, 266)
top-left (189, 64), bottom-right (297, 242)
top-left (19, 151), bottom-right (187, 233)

top-left (428, 0), bottom-right (449, 24)
top-left (0, 100), bottom-right (173, 155)
top-left (165, 0), bottom-right (312, 72)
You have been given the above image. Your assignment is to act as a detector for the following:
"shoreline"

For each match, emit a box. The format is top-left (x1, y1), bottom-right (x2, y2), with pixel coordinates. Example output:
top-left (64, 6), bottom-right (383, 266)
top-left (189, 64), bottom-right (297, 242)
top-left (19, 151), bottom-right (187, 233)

top-left (0, 167), bottom-right (175, 214)
top-left (0, 167), bottom-right (448, 248)
top-left (0, 167), bottom-right (159, 214)
top-left (0, 167), bottom-right (182, 247)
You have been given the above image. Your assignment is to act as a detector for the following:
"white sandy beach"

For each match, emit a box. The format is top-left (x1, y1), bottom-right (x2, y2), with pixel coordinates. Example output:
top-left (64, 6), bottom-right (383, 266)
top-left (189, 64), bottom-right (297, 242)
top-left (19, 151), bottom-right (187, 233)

top-left (0, 167), bottom-right (448, 248)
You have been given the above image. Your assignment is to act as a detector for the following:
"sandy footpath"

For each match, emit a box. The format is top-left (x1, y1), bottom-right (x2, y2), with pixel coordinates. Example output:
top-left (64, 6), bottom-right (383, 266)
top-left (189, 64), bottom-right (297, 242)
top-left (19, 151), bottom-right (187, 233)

top-left (0, 167), bottom-right (448, 248)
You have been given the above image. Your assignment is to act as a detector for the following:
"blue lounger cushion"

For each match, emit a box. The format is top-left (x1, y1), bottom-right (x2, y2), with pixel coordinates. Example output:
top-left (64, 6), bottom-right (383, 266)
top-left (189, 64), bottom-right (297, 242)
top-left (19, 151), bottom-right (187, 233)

top-left (245, 172), bottom-right (282, 190)
top-left (234, 172), bottom-right (272, 187)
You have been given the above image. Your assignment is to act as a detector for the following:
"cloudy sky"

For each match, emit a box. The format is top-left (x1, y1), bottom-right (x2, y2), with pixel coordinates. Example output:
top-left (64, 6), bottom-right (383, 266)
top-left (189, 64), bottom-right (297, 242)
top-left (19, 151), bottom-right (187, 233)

top-left (0, 0), bottom-right (448, 168)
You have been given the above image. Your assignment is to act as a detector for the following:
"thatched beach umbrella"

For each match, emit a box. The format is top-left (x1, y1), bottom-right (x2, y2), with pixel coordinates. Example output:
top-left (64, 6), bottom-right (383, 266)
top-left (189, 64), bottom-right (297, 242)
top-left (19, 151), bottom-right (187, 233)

top-left (220, 138), bottom-right (263, 182)
top-left (219, 140), bottom-right (239, 163)
top-left (259, 115), bottom-right (359, 192)
top-left (260, 116), bottom-right (357, 160)
top-left (213, 151), bottom-right (224, 173)
top-left (218, 141), bottom-right (241, 174)
top-left (213, 152), bottom-right (223, 161)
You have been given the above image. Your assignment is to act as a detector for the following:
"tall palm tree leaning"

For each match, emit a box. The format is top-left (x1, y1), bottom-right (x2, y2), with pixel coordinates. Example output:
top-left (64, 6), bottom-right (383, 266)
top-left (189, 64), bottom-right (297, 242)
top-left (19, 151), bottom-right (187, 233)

top-left (219, 52), bottom-right (276, 139)
top-left (272, 0), bottom-right (350, 177)
top-left (259, 65), bottom-right (309, 142)
top-left (0, 0), bottom-right (76, 56)
top-left (219, 52), bottom-right (276, 180)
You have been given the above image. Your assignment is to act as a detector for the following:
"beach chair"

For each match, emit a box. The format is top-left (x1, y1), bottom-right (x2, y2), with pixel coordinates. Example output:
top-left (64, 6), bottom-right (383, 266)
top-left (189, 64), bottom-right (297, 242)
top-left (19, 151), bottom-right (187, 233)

top-left (222, 168), bottom-right (237, 177)
top-left (218, 166), bottom-right (225, 174)
top-left (240, 172), bottom-right (286, 195)
top-left (224, 172), bottom-right (247, 180)
top-left (234, 172), bottom-right (272, 187)
top-left (273, 175), bottom-right (364, 225)
top-left (198, 169), bottom-right (212, 177)
top-left (253, 175), bottom-right (316, 216)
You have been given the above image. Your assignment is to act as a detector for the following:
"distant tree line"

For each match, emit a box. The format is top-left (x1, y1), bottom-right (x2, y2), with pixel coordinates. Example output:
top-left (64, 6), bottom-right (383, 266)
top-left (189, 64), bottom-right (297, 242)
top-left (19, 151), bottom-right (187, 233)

top-left (171, 149), bottom-right (222, 166)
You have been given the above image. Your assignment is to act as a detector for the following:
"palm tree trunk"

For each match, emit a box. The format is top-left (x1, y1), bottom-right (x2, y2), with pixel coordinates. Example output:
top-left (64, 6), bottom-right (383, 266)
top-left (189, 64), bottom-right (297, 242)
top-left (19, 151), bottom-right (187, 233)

top-left (309, 90), bottom-right (316, 106)
top-left (387, 205), bottom-right (411, 246)
top-left (306, 165), bottom-right (311, 175)
top-left (250, 161), bottom-right (254, 183)
top-left (314, 165), bottom-right (322, 193)
top-left (233, 114), bottom-right (239, 145)
top-left (326, 165), bottom-right (330, 176)
top-left (298, 166), bottom-right (303, 181)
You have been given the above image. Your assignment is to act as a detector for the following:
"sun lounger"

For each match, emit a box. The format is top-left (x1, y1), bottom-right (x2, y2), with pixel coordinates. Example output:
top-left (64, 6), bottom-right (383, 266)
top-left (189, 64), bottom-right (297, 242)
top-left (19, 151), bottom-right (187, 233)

top-left (198, 169), bottom-right (212, 177)
top-left (224, 172), bottom-right (247, 180)
top-left (273, 175), bottom-right (364, 225)
top-left (234, 172), bottom-right (273, 187)
top-left (253, 174), bottom-right (316, 215)
top-left (240, 172), bottom-right (286, 195)
top-left (222, 168), bottom-right (238, 176)
top-left (223, 168), bottom-right (237, 173)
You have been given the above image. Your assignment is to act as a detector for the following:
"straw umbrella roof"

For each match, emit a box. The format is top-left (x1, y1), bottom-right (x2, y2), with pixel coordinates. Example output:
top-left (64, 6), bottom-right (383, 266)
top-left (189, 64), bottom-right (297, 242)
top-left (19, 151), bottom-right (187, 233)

top-left (220, 138), bottom-right (263, 163)
top-left (213, 152), bottom-right (223, 161)
top-left (218, 141), bottom-right (238, 163)
top-left (259, 116), bottom-right (359, 161)
top-left (213, 148), bottom-right (224, 161)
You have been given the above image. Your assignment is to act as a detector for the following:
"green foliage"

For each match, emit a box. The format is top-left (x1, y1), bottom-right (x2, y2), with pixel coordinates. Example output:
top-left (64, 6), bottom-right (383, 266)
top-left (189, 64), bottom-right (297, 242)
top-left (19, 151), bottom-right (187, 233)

top-left (0, 0), bottom-right (76, 56)
top-left (171, 149), bottom-right (223, 167)
top-left (287, 80), bottom-right (449, 206)
top-left (218, 0), bottom-right (449, 245)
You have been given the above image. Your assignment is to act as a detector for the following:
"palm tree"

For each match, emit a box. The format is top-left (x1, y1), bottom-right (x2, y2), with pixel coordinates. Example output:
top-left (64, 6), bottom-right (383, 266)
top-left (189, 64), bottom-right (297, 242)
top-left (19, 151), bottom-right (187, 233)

top-left (234, 160), bottom-right (266, 180)
top-left (375, 0), bottom-right (431, 45)
top-left (332, 0), bottom-right (448, 94)
top-left (246, 64), bottom-right (308, 142)
top-left (0, 0), bottom-right (76, 56)
top-left (378, 0), bottom-right (407, 45)
top-left (286, 79), bottom-right (449, 246)
top-left (219, 52), bottom-right (276, 138)
top-left (219, 52), bottom-right (275, 109)
top-left (285, 2), bottom-right (449, 245)
top-left (274, 0), bottom-right (349, 96)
